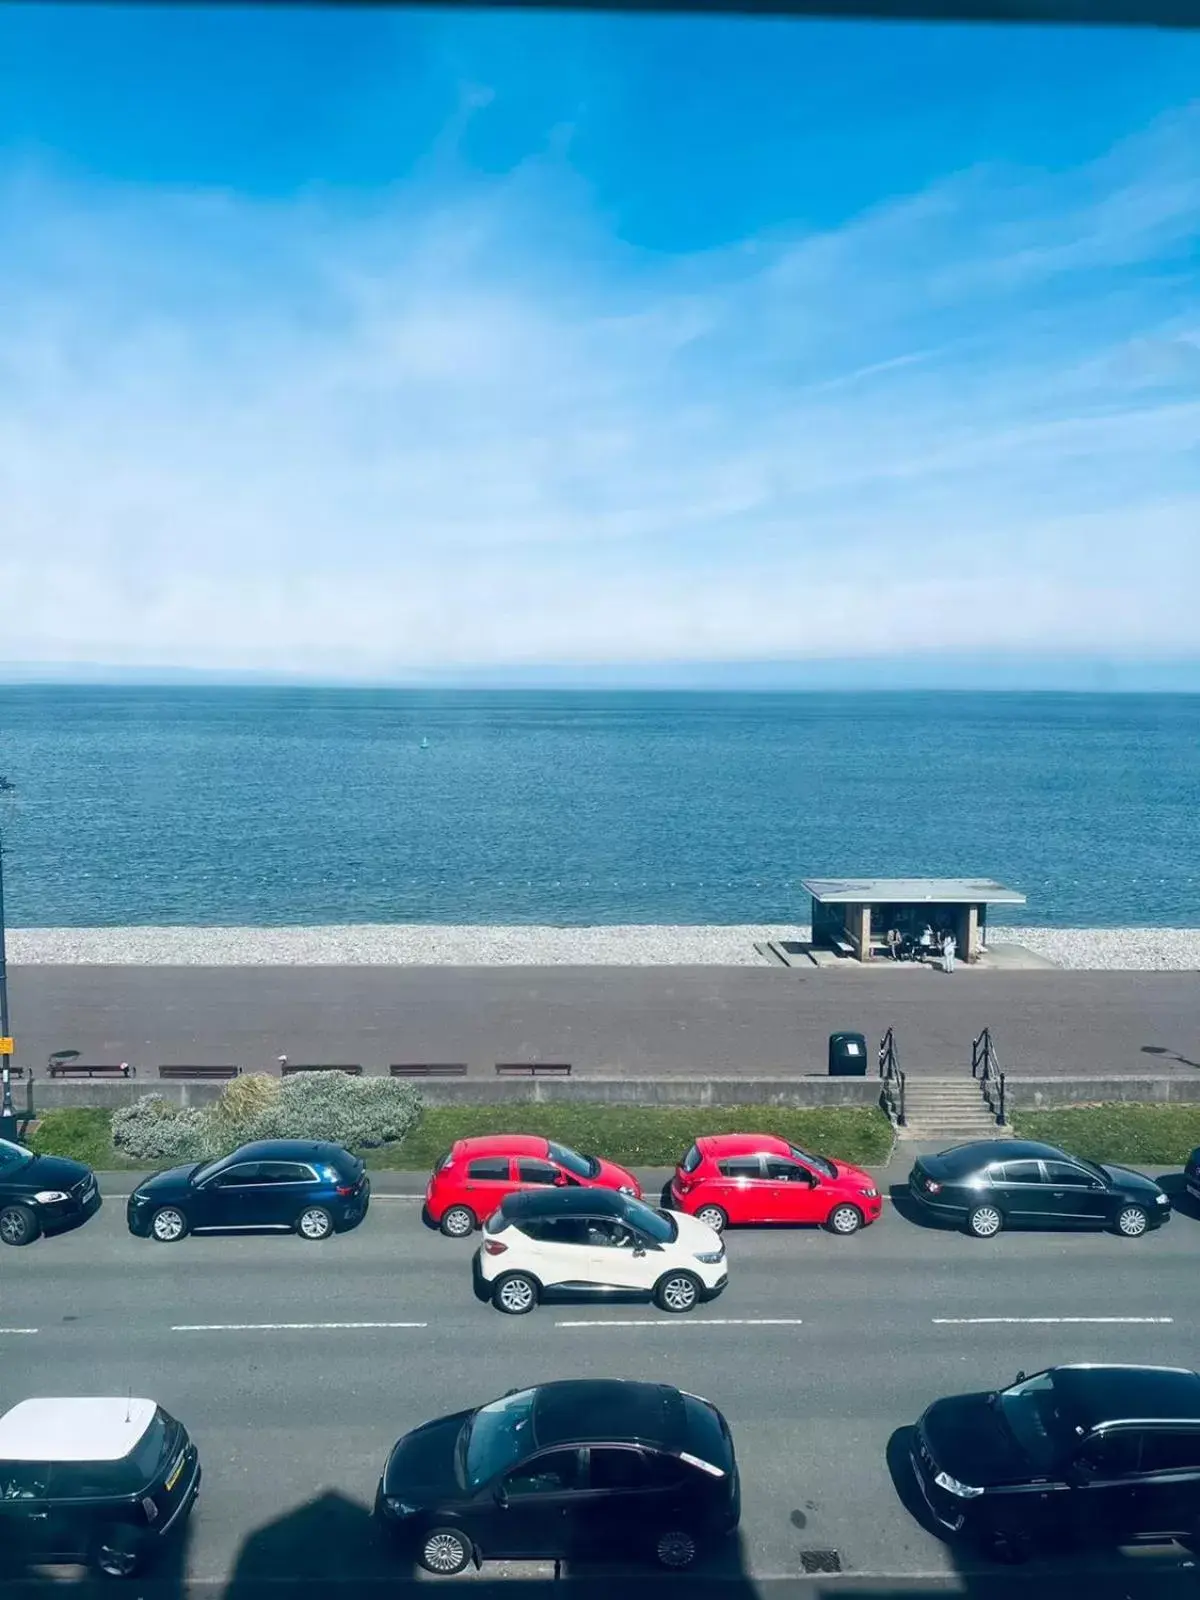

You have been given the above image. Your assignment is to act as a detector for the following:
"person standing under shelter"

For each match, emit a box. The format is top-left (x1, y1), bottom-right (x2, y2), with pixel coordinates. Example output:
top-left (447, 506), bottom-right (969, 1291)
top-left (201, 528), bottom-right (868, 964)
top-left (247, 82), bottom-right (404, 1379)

top-left (943, 931), bottom-right (957, 973)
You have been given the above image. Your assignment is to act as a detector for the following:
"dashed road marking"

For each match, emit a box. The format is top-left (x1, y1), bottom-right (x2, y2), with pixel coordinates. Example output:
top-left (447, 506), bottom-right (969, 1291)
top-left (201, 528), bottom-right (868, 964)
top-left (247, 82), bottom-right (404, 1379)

top-left (0, 1327), bottom-right (38, 1335)
top-left (933, 1316), bottom-right (1174, 1325)
top-left (171, 1321), bottom-right (428, 1332)
top-left (556, 1318), bottom-right (804, 1328)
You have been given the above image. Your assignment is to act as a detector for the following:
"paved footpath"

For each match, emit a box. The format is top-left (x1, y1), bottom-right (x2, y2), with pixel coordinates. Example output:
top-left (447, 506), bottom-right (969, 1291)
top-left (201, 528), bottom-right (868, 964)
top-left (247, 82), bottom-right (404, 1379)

top-left (4, 1160), bottom-right (1200, 1599)
top-left (9, 964), bottom-right (1200, 1077)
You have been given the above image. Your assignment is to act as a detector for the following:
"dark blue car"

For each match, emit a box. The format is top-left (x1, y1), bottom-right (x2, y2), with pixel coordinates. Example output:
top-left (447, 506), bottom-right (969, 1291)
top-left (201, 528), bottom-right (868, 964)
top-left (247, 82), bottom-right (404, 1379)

top-left (126, 1139), bottom-right (370, 1243)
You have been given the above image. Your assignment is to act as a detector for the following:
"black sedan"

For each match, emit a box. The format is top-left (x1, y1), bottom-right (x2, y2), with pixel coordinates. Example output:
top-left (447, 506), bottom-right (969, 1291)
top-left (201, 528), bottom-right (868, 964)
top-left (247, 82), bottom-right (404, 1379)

top-left (908, 1139), bottom-right (1169, 1238)
top-left (0, 1137), bottom-right (101, 1246)
top-left (126, 1139), bottom-right (370, 1242)
top-left (375, 1379), bottom-right (740, 1574)
top-left (910, 1364), bottom-right (1200, 1561)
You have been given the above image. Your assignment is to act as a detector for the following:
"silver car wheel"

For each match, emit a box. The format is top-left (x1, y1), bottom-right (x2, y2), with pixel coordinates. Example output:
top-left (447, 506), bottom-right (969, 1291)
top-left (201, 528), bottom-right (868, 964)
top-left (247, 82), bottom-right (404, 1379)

top-left (441, 1206), bottom-right (475, 1238)
top-left (497, 1276), bottom-right (536, 1313)
top-left (829, 1204), bottom-right (862, 1235)
top-left (660, 1274), bottom-right (699, 1312)
top-left (1118, 1205), bottom-right (1148, 1237)
top-left (656, 1530), bottom-right (698, 1568)
top-left (299, 1207), bottom-right (333, 1240)
top-left (968, 1205), bottom-right (1002, 1239)
top-left (422, 1531), bottom-right (470, 1574)
top-left (696, 1206), bottom-right (727, 1233)
top-left (151, 1208), bottom-right (186, 1242)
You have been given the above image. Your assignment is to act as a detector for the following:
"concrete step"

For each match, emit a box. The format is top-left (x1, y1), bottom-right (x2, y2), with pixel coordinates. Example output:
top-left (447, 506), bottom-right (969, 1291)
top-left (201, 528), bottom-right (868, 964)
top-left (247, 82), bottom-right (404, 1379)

top-left (899, 1123), bottom-right (1010, 1141)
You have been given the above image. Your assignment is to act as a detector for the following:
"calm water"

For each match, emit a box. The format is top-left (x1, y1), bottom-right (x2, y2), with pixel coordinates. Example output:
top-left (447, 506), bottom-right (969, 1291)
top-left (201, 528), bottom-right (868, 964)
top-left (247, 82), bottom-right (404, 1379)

top-left (0, 687), bottom-right (1197, 927)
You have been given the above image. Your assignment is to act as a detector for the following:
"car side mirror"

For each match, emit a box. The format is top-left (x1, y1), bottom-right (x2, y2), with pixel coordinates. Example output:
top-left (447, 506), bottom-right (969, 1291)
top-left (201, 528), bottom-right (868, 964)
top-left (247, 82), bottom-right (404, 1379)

top-left (632, 1243), bottom-right (646, 1257)
top-left (1014, 1370), bottom-right (1026, 1384)
top-left (553, 1173), bottom-right (569, 1187)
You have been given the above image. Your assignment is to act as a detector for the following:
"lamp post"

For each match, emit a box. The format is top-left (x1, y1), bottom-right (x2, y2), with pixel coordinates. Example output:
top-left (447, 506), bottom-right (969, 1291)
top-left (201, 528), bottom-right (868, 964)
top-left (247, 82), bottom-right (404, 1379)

top-left (0, 818), bottom-right (16, 1143)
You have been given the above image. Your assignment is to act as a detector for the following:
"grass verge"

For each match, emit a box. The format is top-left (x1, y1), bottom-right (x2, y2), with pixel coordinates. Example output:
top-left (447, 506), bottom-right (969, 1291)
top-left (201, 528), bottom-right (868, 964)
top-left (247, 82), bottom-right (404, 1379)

top-left (26, 1103), bottom-right (894, 1172)
top-left (1011, 1105), bottom-right (1200, 1166)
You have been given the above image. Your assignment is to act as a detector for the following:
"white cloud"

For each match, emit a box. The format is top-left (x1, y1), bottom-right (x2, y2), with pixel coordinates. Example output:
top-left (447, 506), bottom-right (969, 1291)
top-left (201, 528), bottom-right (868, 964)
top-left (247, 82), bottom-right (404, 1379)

top-left (0, 104), bottom-right (1197, 676)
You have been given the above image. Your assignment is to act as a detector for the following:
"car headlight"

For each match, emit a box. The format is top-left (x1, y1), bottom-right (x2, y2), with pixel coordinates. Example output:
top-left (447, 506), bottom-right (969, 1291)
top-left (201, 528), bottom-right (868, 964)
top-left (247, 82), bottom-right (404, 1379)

top-left (694, 1249), bottom-right (725, 1264)
top-left (934, 1471), bottom-right (984, 1499)
top-left (1156, 1193), bottom-right (1170, 1204)
top-left (384, 1498), bottom-right (418, 1517)
top-left (132, 1190), bottom-right (151, 1203)
top-left (860, 1187), bottom-right (880, 1199)
top-left (33, 1190), bottom-right (70, 1204)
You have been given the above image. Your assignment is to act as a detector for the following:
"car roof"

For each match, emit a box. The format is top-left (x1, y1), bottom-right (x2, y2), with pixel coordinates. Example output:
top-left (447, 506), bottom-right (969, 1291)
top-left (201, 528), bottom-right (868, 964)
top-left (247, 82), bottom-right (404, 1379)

top-left (452, 1135), bottom-right (549, 1159)
top-left (697, 1133), bottom-right (789, 1158)
top-left (500, 1186), bottom-right (626, 1220)
top-left (0, 1398), bottom-right (157, 1462)
top-left (1052, 1366), bottom-right (1200, 1431)
top-left (925, 1139), bottom-right (1068, 1174)
top-left (228, 1140), bottom-right (348, 1162)
top-left (532, 1381), bottom-right (686, 1451)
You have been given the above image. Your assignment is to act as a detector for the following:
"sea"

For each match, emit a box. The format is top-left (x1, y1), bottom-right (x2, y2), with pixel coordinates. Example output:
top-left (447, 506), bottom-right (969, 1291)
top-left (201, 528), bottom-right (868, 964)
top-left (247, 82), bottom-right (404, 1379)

top-left (0, 687), bottom-right (1197, 928)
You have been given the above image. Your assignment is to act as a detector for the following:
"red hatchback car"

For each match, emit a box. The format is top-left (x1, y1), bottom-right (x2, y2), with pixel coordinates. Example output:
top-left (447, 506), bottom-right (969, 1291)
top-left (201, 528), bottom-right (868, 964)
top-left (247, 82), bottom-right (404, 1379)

top-left (670, 1134), bottom-right (882, 1235)
top-left (425, 1135), bottom-right (642, 1237)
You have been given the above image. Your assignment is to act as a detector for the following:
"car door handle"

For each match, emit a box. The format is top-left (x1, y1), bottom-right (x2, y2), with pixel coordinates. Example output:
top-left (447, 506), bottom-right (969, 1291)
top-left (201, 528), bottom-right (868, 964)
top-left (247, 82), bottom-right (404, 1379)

top-left (1052, 1191), bottom-right (1065, 1198)
top-left (27, 1511), bottom-right (48, 1521)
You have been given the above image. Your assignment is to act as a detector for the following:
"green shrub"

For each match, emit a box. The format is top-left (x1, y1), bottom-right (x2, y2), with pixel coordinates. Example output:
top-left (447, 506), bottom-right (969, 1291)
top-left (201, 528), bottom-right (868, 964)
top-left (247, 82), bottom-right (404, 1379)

top-left (205, 1073), bottom-right (282, 1151)
top-left (111, 1095), bottom-right (207, 1162)
top-left (258, 1072), bottom-right (423, 1149)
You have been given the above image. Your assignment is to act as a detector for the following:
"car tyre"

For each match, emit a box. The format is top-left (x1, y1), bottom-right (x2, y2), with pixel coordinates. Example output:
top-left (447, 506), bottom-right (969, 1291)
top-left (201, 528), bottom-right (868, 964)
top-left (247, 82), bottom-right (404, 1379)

top-left (654, 1529), bottom-right (699, 1569)
top-left (985, 1526), bottom-right (1031, 1565)
top-left (1115, 1204), bottom-right (1149, 1238)
top-left (419, 1529), bottom-right (474, 1575)
top-left (94, 1526), bottom-right (142, 1578)
top-left (439, 1205), bottom-right (476, 1238)
top-left (492, 1272), bottom-right (539, 1315)
top-left (826, 1203), bottom-right (863, 1236)
top-left (0, 1203), bottom-right (41, 1247)
top-left (966, 1203), bottom-right (1003, 1239)
top-left (695, 1204), bottom-right (727, 1233)
top-left (149, 1206), bottom-right (189, 1243)
top-left (297, 1205), bottom-right (335, 1241)
top-left (654, 1270), bottom-right (702, 1313)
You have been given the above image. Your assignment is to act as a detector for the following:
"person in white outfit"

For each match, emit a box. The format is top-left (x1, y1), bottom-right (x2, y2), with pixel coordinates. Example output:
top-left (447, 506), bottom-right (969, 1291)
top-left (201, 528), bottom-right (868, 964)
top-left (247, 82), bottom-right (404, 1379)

top-left (943, 932), bottom-right (957, 974)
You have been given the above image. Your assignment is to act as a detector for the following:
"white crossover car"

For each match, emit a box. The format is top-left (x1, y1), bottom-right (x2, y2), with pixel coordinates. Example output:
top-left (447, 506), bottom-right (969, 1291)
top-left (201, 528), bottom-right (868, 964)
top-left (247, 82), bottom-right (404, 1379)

top-left (475, 1186), bottom-right (728, 1314)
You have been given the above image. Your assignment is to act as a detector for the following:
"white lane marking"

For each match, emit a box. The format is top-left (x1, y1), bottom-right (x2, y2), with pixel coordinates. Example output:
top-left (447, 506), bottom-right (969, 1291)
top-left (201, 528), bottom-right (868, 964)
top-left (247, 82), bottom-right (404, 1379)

top-left (556, 1318), bottom-right (804, 1328)
top-left (933, 1316), bottom-right (1174, 1325)
top-left (0, 1328), bottom-right (38, 1335)
top-left (171, 1321), bottom-right (428, 1332)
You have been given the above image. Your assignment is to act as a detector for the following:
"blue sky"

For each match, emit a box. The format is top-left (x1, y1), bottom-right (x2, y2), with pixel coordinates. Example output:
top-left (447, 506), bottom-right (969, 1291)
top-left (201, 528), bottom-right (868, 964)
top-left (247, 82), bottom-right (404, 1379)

top-left (0, 7), bottom-right (1197, 682)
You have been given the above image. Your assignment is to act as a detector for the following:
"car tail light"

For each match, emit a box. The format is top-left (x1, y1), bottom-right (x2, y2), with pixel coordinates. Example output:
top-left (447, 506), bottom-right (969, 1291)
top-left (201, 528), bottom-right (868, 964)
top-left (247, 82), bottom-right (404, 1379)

top-left (675, 1173), bottom-right (695, 1193)
top-left (484, 1239), bottom-right (508, 1255)
top-left (336, 1185), bottom-right (355, 1197)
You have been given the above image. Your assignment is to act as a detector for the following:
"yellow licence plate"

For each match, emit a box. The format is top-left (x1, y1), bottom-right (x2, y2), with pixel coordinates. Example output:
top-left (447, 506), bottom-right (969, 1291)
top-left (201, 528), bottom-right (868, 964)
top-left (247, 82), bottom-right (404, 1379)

top-left (165, 1452), bottom-right (186, 1492)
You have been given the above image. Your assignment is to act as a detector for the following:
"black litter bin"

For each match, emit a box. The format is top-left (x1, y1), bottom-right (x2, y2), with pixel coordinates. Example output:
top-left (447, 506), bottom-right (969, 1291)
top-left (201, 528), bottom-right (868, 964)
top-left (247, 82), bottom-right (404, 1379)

top-left (828, 1031), bottom-right (868, 1076)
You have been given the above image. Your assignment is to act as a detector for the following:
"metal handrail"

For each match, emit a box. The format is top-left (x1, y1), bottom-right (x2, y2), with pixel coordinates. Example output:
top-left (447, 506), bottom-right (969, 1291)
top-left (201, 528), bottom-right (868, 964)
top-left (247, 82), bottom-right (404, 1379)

top-left (878, 1026), bottom-right (906, 1127)
top-left (972, 1027), bottom-right (1007, 1126)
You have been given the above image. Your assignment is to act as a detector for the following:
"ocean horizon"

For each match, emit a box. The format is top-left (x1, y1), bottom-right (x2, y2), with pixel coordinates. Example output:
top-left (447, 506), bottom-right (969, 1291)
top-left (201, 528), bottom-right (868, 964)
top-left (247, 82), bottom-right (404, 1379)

top-left (0, 685), bottom-right (1197, 929)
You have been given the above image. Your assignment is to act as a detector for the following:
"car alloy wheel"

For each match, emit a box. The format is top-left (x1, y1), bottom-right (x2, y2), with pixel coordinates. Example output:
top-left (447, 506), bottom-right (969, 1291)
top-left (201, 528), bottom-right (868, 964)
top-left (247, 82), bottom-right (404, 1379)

top-left (493, 1273), bottom-right (538, 1315)
top-left (696, 1205), bottom-right (727, 1233)
top-left (655, 1529), bottom-right (698, 1569)
top-left (439, 1206), bottom-right (475, 1238)
top-left (150, 1207), bottom-right (188, 1243)
top-left (0, 1204), bottom-right (39, 1247)
top-left (966, 1204), bottom-right (1003, 1239)
top-left (95, 1530), bottom-right (140, 1578)
top-left (298, 1206), bottom-right (334, 1240)
top-left (656, 1271), bottom-right (701, 1313)
top-left (1117, 1205), bottom-right (1149, 1238)
top-left (420, 1529), bottom-right (472, 1575)
top-left (827, 1204), bottom-right (863, 1236)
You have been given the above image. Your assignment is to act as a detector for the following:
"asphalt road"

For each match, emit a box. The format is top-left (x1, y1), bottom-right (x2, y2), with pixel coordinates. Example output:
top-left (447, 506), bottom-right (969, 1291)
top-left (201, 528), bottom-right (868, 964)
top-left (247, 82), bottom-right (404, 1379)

top-left (9, 965), bottom-right (1200, 1077)
top-left (4, 1174), bottom-right (1200, 1600)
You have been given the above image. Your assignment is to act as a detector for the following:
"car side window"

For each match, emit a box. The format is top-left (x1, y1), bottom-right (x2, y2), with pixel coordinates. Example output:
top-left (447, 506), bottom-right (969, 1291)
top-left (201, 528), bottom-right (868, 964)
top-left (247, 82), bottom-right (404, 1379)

top-left (997, 1160), bottom-right (1042, 1185)
top-left (527, 1216), bottom-right (589, 1246)
top-left (0, 1463), bottom-right (50, 1500)
top-left (584, 1219), bottom-right (637, 1248)
top-left (1042, 1161), bottom-right (1094, 1187)
top-left (641, 1452), bottom-right (687, 1489)
top-left (1078, 1431), bottom-right (1143, 1477)
top-left (467, 1158), bottom-right (511, 1181)
top-left (717, 1158), bottom-right (762, 1180)
top-left (588, 1447), bottom-right (646, 1491)
top-left (764, 1159), bottom-right (812, 1184)
top-left (1139, 1431), bottom-right (1200, 1473)
top-left (49, 1462), bottom-right (125, 1500)
top-left (504, 1449), bottom-right (580, 1498)
top-left (258, 1162), bottom-right (314, 1183)
top-left (517, 1159), bottom-right (563, 1186)
top-left (212, 1162), bottom-right (264, 1186)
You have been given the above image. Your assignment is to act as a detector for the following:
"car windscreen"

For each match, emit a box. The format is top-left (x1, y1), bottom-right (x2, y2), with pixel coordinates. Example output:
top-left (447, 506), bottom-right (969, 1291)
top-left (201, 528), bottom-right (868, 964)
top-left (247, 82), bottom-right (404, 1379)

top-left (50, 1411), bottom-right (174, 1499)
top-left (547, 1142), bottom-right (598, 1179)
top-left (788, 1144), bottom-right (836, 1179)
top-left (0, 1139), bottom-right (33, 1176)
top-left (997, 1371), bottom-right (1078, 1471)
top-left (459, 1389), bottom-right (537, 1490)
top-left (620, 1195), bottom-right (677, 1243)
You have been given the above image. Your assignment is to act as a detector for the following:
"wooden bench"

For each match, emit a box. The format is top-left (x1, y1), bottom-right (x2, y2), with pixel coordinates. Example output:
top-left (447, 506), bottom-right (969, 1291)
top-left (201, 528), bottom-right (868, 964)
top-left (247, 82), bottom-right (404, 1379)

top-left (49, 1062), bottom-right (135, 1079)
top-left (157, 1064), bottom-right (240, 1081)
top-left (280, 1063), bottom-right (362, 1077)
top-left (495, 1061), bottom-right (572, 1078)
top-left (390, 1063), bottom-right (468, 1078)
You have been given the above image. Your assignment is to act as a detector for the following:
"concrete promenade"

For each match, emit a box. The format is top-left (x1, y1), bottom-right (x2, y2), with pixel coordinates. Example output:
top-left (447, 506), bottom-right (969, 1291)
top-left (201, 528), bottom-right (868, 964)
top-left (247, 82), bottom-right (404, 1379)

top-left (8, 963), bottom-right (1198, 1078)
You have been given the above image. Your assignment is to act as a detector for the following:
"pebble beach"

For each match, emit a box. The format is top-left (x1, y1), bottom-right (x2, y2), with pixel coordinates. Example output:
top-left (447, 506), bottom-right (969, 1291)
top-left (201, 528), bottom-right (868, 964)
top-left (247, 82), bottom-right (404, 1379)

top-left (7, 924), bottom-right (1200, 969)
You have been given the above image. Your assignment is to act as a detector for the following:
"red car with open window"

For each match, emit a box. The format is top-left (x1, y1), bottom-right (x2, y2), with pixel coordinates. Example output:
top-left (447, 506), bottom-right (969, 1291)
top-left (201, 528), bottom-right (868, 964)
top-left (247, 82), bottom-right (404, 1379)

top-left (425, 1135), bottom-right (642, 1237)
top-left (669, 1133), bottom-right (882, 1235)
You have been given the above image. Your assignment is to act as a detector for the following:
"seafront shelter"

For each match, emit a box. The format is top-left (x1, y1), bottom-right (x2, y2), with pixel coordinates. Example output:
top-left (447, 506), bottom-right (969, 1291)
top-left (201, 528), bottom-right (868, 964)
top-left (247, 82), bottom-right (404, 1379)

top-left (801, 877), bottom-right (1026, 963)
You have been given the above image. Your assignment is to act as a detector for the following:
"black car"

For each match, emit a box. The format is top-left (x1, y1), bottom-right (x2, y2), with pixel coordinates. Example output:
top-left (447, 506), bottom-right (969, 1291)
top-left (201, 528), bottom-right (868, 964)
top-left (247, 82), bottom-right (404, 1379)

top-left (0, 1396), bottom-right (200, 1577)
top-left (911, 1364), bottom-right (1200, 1561)
top-left (908, 1139), bottom-right (1169, 1238)
top-left (1183, 1148), bottom-right (1200, 1204)
top-left (375, 1378), bottom-right (740, 1574)
top-left (126, 1138), bottom-right (370, 1242)
top-left (0, 1136), bottom-right (101, 1247)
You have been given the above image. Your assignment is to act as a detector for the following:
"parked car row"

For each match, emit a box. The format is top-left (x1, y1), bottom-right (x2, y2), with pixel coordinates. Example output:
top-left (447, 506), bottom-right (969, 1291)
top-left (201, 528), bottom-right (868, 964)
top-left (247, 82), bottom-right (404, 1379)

top-left (9, 1365), bottom-right (1200, 1579)
top-left (0, 1131), bottom-right (1187, 1250)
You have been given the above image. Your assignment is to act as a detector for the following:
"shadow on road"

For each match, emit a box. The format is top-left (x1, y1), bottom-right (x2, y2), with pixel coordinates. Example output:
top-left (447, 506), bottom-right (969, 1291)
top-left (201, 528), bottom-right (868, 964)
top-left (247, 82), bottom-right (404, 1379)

top-left (887, 1182), bottom-right (950, 1230)
top-left (1141, 1045), bottom-right (1200, 1070)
